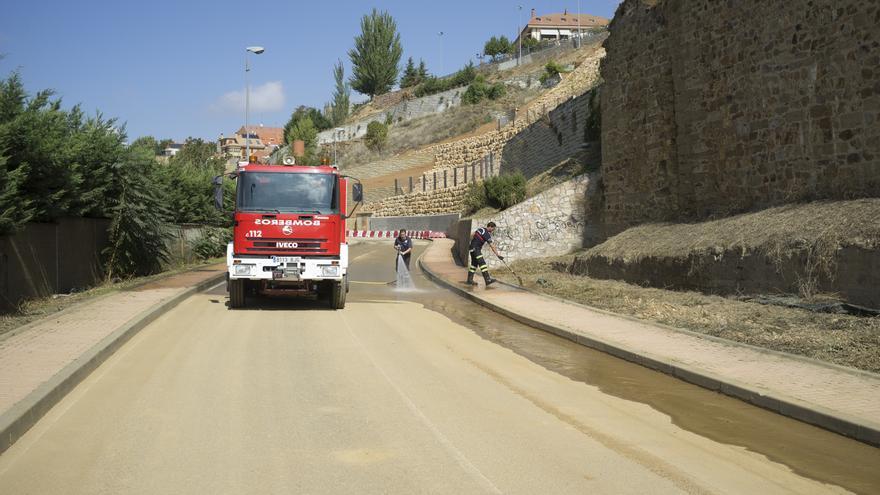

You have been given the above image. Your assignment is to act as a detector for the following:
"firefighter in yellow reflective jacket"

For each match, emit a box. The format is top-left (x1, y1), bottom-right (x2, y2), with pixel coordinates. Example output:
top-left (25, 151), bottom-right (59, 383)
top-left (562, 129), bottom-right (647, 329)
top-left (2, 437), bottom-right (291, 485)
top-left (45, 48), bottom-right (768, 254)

top-left (467, 222), bottom-right (503, 286)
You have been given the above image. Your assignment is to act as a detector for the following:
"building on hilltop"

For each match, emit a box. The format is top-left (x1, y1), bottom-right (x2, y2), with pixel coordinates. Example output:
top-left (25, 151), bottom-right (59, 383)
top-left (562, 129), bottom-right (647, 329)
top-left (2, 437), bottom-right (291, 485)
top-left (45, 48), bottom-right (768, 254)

top-left (516, 8), bottom-right (609, 44)
top-left (163, 143), bottom-right (184, 157)
top-left (219, 125), bottom-right (284, 163)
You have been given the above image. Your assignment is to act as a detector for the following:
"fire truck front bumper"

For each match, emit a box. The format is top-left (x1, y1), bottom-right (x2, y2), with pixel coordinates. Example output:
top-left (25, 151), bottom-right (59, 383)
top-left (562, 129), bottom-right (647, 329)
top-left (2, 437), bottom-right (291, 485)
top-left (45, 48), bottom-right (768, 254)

top-left (229, 257), bottom-right (346, 281)
top-left (227, 243), bottom-right (349, 281)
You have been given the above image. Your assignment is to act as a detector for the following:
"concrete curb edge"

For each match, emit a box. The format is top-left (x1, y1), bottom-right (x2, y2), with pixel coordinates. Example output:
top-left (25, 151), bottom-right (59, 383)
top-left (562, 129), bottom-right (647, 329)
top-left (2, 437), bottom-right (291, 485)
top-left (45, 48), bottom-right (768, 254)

top-left (0, 272), bottom-right (226, 455)
top-left (419, 257), bottom-right (880, 447)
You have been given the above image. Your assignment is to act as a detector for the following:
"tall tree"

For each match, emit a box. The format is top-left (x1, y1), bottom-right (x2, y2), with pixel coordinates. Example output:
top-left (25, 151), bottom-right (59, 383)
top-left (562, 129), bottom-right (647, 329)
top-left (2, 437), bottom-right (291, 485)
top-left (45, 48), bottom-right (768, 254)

top-left (348, 9), bottom-right (403, 98)
top-left (484, 35), bottom-right (512, 61)
top-left (417, 59), bottom-right (429, 80)
top-left (283, 106), bottom-right (331, 145)
top-left (103, 147), bottom-right (170, 278)
top-left (400, 57), bottom-right (418, 88)
top-left (287, 116), bottom-right (318, 165)
top-left (330, 60), bottom-right (351, 126)
top-left (169, 137), bottom-right (223, 169)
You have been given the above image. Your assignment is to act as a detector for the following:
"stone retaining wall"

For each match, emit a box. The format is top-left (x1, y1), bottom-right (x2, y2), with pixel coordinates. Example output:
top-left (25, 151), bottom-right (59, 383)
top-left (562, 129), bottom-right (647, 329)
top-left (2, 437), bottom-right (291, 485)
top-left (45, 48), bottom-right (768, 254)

top-left (473, 174), bottom-right (592, 268)
top-left (601, 0), bottom-right (880, 230)
top-left (367, 184), bottom-right (470, 217)
top-left (429, 51), bottom-right (603, 170)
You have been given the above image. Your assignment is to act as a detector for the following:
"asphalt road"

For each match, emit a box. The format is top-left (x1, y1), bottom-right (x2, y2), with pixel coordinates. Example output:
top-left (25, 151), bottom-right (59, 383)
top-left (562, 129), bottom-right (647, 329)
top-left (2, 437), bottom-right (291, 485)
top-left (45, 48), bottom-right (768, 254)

top-left (0, 242), bottom-right (865, 494)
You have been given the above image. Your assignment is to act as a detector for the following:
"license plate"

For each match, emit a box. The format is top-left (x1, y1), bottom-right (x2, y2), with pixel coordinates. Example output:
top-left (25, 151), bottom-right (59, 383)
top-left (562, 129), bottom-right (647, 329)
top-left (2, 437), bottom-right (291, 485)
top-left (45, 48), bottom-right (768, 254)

top-left (272, 256), bottom-right (300, 264)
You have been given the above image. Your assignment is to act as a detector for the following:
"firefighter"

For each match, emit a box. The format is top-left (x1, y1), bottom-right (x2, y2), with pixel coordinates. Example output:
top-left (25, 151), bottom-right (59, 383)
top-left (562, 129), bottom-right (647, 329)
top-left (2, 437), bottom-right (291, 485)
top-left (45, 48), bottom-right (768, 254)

top-left (467, 222), bottom-right (503, 286)
top-left (394, 229), bottom-right (413, 271)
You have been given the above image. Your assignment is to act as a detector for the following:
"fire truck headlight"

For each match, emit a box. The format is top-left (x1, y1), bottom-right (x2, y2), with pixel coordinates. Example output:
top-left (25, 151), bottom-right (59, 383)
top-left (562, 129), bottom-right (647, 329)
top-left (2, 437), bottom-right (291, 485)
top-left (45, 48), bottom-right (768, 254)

top-left (321, 266), bottom-right (339, 277)
top-left (233, 264), bottom-right (255, 276)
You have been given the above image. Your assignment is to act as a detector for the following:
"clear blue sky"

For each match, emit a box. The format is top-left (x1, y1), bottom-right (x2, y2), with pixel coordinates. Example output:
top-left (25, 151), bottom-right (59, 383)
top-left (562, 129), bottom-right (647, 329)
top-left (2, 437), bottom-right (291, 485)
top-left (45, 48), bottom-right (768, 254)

top-left (0, 0), bottom-right (621, 142)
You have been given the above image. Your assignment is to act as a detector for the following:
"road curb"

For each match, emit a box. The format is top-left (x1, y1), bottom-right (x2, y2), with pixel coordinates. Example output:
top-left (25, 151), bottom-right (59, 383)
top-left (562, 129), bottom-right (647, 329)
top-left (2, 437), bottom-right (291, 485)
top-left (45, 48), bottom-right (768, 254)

top-left (0, 272), bottom-right (226, 455)
top-left (419, 257), bottom-right (880, 447)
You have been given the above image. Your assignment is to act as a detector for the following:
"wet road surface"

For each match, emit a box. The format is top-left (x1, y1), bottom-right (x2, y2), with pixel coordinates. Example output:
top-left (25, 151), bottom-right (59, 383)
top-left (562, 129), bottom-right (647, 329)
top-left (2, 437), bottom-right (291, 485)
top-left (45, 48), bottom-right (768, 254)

top-left (0, 241), bottom-right (876, 494)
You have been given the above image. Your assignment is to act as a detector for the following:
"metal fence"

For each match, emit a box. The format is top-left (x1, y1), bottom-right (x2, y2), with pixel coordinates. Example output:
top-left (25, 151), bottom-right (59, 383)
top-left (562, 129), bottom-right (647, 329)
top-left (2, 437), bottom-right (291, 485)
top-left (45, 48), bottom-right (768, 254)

top-left (393, 153), bottom-right (499, 195)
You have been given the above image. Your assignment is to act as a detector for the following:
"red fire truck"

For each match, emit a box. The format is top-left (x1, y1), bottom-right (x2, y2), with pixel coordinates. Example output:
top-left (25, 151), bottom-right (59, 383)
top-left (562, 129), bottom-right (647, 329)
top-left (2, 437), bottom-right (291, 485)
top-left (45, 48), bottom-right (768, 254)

top-left (224, 163), bottom-right (362, 309)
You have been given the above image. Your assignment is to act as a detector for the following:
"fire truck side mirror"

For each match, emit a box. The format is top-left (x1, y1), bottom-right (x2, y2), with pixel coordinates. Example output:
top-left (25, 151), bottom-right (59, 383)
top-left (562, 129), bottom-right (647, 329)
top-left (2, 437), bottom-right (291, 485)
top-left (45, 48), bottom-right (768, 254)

top-left (352, 183), bottom-right (363, 203)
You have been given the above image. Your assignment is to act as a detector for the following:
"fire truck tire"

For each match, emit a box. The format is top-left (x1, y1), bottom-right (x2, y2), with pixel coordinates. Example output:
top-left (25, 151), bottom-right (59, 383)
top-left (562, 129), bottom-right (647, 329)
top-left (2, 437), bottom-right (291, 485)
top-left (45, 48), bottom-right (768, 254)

top-left (229, 279), bottom-right (246, 308)
top-left (330, 279), bottom-right (346, 309)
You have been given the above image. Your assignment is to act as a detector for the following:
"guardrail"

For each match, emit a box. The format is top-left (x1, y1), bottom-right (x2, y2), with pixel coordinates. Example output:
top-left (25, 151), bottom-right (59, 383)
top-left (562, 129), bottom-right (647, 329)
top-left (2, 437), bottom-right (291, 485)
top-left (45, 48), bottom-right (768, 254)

top-left (347, 230), bottom-right (447, 239)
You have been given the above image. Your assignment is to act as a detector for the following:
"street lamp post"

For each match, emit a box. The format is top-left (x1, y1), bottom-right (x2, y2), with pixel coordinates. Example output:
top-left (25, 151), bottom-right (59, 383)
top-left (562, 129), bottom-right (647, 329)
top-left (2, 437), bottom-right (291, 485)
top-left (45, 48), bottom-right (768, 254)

top-left (333, 127), bottom-right (344, 166)
top-left (244, 46), bottom-right (265, 163)
top-left (518, 5), bottom-right (523, 65)
top-left (437, 31), bottom-right (444, 75)
top-left (577, 0), bottom-right (581, 47)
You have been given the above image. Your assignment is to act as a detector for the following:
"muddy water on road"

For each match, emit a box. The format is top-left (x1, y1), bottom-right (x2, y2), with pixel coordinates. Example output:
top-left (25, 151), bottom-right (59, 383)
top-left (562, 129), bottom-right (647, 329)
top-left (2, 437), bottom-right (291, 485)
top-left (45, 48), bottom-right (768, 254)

top-left (346, 242), bottom-right (880, 494)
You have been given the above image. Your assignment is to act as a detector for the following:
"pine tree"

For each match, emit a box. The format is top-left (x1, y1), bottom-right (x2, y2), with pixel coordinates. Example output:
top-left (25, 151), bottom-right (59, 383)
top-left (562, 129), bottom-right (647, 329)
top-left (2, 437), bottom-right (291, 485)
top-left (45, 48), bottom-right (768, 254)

top-left (348, 9), bottom-right (403, 98)
top-left (400, 57), bottom-right (418, 88)
top-left (330, 60), bottom-right (350, 126)
top-left (417, 59), bottom-right (429, 81)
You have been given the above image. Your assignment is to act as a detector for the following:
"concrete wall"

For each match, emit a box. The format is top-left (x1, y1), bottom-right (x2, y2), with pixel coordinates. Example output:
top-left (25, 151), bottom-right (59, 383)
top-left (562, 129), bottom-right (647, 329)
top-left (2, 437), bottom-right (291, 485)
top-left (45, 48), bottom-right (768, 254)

top-left (473, 175), bottom-right (592, 268)
top-left (1, 220), bottom-right (215, 311)
top-left (601, 0), bottom-right (880, 229)
top-left (318, 86), bottom-right (465, 145)
top-left (0, 218), bottom-right (110, 311)
top-left (368, 214), bottom-right (460, 235)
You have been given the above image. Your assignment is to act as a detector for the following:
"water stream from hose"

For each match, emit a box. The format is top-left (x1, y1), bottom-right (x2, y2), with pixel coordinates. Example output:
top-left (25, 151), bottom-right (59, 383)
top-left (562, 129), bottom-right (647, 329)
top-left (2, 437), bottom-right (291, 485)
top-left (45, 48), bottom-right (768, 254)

top-left (396, 254), bottom-right (414, 289)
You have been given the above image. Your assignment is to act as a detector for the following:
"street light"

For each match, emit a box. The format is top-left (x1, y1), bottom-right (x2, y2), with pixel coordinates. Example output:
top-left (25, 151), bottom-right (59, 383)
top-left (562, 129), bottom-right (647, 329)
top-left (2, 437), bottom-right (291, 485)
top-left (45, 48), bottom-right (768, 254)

top-left (245, 45), bottom-right (265, 164)
top-left (333, 127), bottom-right (344, 166)
top-left (437, 31), bottom-right (444, 75)
top-left (517, 5), bottom-right (523, 65)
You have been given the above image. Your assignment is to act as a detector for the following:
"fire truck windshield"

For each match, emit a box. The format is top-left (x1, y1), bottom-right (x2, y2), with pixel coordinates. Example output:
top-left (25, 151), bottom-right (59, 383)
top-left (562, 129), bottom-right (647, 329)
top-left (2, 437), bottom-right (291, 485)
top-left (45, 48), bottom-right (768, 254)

top-left (237, 172), bottom-right (338, 214)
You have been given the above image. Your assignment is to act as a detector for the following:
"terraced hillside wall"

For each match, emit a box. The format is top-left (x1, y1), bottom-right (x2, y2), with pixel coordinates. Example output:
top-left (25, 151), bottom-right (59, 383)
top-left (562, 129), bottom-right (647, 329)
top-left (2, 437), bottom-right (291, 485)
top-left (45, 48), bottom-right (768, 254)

top-left (429, 52), bottom-right (603, 170)
top-left (601, 0), bottom-right (880, 230)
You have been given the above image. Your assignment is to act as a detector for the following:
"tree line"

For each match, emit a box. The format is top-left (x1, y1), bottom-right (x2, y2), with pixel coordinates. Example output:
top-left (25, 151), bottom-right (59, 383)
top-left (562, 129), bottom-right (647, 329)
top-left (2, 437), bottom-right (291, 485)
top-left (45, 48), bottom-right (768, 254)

top-left (0, 72), bottom-right (233, 278)
top-left (282, 9), bottom-right (524, 160)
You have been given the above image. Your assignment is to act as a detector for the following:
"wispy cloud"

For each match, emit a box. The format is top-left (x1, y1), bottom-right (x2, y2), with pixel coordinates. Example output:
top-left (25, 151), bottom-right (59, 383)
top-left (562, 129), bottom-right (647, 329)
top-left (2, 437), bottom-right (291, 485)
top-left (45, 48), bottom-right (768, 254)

top-left (210, 81), bottom-right (285, 114)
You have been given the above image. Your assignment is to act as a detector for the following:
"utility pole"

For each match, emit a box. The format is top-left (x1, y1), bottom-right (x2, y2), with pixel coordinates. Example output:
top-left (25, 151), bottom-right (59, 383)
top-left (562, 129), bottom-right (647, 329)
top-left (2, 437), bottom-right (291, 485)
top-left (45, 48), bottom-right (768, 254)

top-left (517, 5), bottom-right (523, 65)
top-left (577, 0), bottom-right (581, 47)
top-left (244, 46), bottom-right (265, 163)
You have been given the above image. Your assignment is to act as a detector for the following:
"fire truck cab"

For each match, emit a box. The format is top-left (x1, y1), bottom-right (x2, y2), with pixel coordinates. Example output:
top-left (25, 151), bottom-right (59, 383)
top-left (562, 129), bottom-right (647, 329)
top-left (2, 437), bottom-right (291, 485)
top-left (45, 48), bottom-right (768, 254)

top-left (225, 163), bottom-right (362, 309)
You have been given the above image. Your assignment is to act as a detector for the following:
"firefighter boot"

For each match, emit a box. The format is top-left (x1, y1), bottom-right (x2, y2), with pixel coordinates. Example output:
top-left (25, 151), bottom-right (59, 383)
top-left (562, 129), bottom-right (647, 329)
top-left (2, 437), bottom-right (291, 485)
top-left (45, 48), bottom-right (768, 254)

top-left (483, 271), bottom-right (497, 286)
top-left (466, 272), bottom-right (476, 286)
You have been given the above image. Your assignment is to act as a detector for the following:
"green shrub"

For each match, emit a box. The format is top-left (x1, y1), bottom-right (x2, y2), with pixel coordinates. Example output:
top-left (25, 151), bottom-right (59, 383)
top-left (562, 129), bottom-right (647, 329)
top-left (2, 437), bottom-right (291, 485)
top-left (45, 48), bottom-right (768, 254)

top-left (413, 63), bottom-right (477, 98)
top-left (462, 76), bottom-right (506, 105)
top-left (462, 181), bottom-right (488, 215)
top-left (539, 60), bottom-right (565, 85)
top-left (484, 172), bottom-right (526, 209)
top-left (365, 121), bottom-right (388, 151)
top-left (192, 227), bottom-right (232, 260)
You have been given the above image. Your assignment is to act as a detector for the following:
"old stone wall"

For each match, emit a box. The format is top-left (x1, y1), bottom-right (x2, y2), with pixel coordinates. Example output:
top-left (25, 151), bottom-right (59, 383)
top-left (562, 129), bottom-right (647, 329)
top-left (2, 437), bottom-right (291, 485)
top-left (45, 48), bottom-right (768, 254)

top-left (472, 174), bottom-right (591, 268)
top-left (601, 0), bottom-right (880, 229)
top-left (367, 184), bottom-right (470, 218)
top-left (430, 51), bottom-right (604, 169)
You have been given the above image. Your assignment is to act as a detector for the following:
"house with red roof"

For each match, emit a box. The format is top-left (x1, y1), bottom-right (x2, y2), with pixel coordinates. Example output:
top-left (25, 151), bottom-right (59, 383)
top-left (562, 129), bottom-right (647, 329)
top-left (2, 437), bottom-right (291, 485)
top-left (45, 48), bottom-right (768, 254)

top-left (517, 8), bottom-right (609, 43)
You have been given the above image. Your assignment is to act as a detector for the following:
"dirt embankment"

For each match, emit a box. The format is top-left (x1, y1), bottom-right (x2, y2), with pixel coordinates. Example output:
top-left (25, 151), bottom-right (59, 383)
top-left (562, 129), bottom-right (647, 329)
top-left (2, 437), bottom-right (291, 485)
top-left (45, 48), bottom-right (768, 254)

top-left (494, 199), bottom-right (880, 373)
top-left (495, 259), bottom-right (880, 373)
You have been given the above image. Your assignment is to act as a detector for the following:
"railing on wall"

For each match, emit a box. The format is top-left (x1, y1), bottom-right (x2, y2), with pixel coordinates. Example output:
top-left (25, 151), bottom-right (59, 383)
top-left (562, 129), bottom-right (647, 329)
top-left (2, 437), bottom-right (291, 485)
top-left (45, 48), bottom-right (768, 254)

top-left (392, 152), bottom-right (499, 195)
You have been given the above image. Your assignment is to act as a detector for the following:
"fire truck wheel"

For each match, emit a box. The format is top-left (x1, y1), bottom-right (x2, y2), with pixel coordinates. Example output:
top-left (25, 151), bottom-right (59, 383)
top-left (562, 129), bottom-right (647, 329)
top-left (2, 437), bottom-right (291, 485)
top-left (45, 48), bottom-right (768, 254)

top-left (229, 279), bottom-right (246, 308)
top-left (330, 279), bottom-right (346, 309)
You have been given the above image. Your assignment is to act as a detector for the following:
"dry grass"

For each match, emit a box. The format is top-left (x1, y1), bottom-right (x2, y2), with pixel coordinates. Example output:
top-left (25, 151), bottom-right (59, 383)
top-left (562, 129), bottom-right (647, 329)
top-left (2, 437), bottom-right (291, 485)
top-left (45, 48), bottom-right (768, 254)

top-left (494, 256), bottom-right (880, 373)
top-left (333, 87), bottom-right (539, 168)
top-left (584, 199), bottom-right (880, 298)
top-left (588, 199), bottom-right (880, 263)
